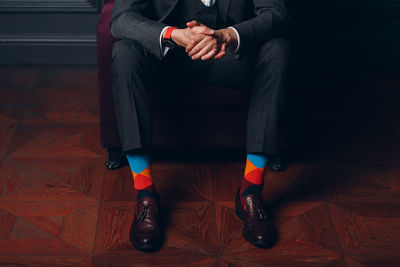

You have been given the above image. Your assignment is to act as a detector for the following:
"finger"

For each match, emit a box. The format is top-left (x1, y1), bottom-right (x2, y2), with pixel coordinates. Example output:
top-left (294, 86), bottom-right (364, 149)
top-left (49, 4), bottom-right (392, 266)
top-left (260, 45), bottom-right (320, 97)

top-left (186, 20), bottom-right (201, 27)
top-left (213, 50), bottom-right (226, 60)
top-left (192, 26), bottom-right (214, 35)
top-left (185, 35), bottom-right (204, 53)
top-left (186, 20), bottom-right (200, 27)
top-left (188, 37), bottom-right (210, 57)
top-left (220, 42), bottom-right (227, 53)
top-left (192, 44), bottom-right (215, 60)
top-left (214, 43), bottom-right (226, 56)
top-left (201, 48), bottom-right (218, 61)
top-left (213, 43), bottom-right (227, 60)
top-left (186, 21), bottom-right (214, 35)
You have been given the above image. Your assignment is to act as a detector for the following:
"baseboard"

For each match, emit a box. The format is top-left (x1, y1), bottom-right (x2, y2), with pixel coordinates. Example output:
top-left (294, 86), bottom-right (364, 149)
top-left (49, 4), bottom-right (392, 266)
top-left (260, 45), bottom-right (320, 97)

top-left (0, 35), bottom-right (97, 64)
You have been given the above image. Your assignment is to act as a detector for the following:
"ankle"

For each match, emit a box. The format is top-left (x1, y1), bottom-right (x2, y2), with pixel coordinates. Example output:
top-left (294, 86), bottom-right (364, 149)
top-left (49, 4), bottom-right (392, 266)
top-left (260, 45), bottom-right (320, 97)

top-left (240, 184), bottom-right (263, 197)
top-left (136, 188), bottom-right (159, 201)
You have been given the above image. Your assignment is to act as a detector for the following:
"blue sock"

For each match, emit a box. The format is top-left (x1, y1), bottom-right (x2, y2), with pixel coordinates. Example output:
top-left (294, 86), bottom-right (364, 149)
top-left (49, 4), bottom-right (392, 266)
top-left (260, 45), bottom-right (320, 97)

top-left (240, 153), bottom-right (268, 197)
top-left (126, 151), bottom-right (157, 201)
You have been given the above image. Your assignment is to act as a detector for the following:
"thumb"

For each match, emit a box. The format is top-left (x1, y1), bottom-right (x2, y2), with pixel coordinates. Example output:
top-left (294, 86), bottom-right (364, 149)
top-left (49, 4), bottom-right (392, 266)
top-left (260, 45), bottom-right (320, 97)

top-left (186, 20), bottom-right (201, 27)
top-left (194, 27), bottom-right (215, 35)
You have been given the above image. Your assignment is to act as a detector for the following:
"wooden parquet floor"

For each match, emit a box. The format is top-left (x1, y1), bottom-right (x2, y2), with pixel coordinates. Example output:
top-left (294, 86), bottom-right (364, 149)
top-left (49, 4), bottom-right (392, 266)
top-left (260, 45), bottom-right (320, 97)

top-left (0, 65), bottom-right (399, 266)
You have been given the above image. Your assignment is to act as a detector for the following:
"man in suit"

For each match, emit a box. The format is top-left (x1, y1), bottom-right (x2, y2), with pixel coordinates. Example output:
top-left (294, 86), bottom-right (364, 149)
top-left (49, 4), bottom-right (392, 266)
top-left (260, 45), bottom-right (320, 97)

top-left (110, 0), bottom-right (290, 251)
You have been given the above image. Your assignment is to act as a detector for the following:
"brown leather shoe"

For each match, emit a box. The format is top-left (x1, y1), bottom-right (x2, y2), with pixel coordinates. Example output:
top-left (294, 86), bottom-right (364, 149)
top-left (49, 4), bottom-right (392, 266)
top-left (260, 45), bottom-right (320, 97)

top-left (129, 196), bottom-right (163, 252)
top-left (235, 188), bottom-right (277, 248)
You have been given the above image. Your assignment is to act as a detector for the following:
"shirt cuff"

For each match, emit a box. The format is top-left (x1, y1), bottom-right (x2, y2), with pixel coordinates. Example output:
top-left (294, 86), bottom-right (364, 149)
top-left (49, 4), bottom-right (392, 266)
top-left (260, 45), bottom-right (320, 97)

top-left (159, 26), bottom-right (171, 57)
top-left (227, 26), bottom-right (240, 54)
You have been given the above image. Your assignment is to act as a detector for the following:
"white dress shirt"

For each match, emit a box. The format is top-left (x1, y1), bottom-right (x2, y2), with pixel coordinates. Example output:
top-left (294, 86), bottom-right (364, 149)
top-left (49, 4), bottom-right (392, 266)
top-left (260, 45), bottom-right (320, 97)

top-left (201, 0), bottom-right (216, 6)
top-left (159, 0), bottom-right (241, 58)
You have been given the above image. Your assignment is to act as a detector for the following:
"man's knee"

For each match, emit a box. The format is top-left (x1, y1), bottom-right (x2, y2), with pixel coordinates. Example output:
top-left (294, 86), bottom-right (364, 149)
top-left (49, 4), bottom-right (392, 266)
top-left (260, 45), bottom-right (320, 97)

top-left (258, 38), bottom-right (291, 65)
top-left (112, 39), bottom-right (150, 71)
top-left (112, 39), bottom-right (133, 59)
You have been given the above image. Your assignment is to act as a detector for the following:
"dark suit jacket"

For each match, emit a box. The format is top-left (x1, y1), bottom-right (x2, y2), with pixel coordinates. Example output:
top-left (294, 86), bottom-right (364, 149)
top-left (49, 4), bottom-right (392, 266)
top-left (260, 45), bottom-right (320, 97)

top-left (109, 0), bottom-right (289, 60)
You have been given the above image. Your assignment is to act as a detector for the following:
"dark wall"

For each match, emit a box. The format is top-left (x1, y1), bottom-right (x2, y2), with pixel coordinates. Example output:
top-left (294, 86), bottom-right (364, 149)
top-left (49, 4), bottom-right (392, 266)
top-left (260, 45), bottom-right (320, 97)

top-left (0, 0), bottom-right (102, 64)
top-left (288, 0), bottom-right (400, 69)
top-left (0, 0), bottom-right (399, 66)
top-left (283, 0), bottom-right (400, 157)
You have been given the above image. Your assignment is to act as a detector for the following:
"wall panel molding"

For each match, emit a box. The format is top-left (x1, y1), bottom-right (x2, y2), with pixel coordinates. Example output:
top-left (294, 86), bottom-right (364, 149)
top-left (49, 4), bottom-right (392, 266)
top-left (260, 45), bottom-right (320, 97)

top-left (0, 0), bottom-right (100, 64)
top-left (0, 39), bottom-right (97, 64)
top-left (0, 0), bottom-right (101, 13)
top-left (0, 34), bottom-right (98, 64)
top-left (0, 34), bottom-right (96, 43)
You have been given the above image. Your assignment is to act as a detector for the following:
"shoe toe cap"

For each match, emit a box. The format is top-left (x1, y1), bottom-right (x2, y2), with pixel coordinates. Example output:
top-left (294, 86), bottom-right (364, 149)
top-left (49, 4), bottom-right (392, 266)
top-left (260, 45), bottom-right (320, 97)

top-left (243, 223), bottom-right (276, 247)
top-left (105, 160), bottom-right (117, 169)
top-left (130, 229), bottom-right (162, 250)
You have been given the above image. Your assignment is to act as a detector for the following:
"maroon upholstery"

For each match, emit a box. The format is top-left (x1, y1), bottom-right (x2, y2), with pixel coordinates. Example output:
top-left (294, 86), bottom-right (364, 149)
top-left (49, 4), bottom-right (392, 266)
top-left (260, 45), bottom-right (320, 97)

top-left (96, 1), bottom-right (250, 149)
top-left (96, 0), bottom-right (120, 148)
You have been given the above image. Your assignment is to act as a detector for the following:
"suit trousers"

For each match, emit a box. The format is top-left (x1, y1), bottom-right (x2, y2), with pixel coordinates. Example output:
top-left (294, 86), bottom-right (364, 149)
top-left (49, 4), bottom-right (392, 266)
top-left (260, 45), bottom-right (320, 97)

top-left (111, 37), bottom-right (290, 155)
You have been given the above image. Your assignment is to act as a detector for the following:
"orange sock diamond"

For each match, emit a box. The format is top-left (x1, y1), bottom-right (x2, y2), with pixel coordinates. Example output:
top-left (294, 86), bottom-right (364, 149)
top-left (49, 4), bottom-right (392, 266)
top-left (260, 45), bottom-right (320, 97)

top-left (126, 152), bottom-right (157, 200)
top-left (240, 153), bottom-right (267, 197)
top-left (132, 166), bottom-right (153, 190)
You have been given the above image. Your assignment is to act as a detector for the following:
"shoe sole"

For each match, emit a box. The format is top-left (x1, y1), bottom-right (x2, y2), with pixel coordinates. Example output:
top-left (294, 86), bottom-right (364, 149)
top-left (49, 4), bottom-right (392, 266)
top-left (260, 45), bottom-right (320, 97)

top-left (130, 237), bottom-right (163, 252)
top-left (242, 228), bottom-right (274, 248)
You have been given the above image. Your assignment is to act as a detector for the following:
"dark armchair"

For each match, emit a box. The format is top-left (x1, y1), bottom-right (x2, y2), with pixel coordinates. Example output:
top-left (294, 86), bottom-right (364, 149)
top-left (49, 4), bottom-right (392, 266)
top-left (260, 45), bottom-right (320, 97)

top-left (95, 0), bottom-right (285, 170)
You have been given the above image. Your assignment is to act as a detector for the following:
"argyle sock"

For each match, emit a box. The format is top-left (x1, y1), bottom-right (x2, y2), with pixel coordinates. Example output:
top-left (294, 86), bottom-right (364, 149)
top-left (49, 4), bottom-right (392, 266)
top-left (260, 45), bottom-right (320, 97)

top-left (126, 151), bottom-right (157, 201)
top-left (239, 153), bottom-right (268, 198)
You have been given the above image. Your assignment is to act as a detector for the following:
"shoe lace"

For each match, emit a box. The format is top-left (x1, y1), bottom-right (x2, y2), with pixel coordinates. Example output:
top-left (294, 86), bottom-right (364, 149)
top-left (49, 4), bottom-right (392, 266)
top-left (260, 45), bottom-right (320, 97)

top-left (255, 201), bottom-right (268, 221)
top-left (138, 205), bottom-right (151, 222)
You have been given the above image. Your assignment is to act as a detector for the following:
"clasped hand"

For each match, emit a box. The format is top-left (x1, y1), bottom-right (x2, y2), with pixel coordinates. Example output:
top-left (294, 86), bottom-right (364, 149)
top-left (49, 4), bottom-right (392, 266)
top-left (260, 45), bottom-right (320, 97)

top-left (171, 20), bottom-right (238, 61)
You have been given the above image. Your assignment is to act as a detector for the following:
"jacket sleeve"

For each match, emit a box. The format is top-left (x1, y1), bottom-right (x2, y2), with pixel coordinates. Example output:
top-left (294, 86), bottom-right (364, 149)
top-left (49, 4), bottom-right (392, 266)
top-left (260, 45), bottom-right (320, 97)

top-left (109, 0), bottom-right (169, 60)
top-left (230, 0), bottom-right (289, 57)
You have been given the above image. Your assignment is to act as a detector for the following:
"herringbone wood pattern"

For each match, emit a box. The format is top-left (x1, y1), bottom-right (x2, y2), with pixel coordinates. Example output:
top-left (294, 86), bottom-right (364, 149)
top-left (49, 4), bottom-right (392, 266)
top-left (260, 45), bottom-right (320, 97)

top-left (0, 66), bottom-right (399, 266)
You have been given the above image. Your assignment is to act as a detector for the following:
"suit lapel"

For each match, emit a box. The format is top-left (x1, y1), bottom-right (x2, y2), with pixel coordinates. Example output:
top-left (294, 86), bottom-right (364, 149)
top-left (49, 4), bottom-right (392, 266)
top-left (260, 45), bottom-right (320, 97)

top-left (159, 0), bottom-right (179, 22)
top-left (218, 0), bottom-right (231, 26)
